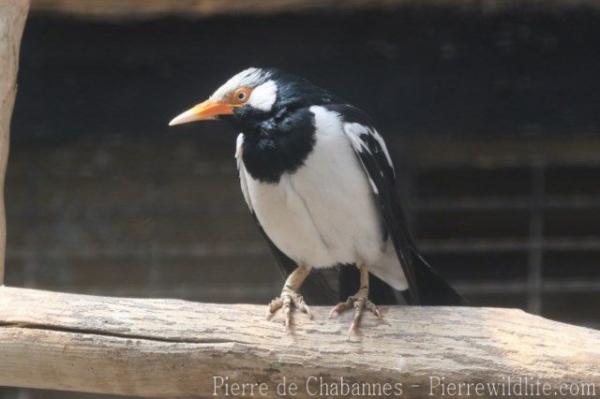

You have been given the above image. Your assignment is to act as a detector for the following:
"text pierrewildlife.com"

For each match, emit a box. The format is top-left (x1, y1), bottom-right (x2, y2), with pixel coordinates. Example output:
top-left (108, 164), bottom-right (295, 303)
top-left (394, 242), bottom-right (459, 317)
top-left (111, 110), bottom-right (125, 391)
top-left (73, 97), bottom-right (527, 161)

top-left (212, 375), bottom-right (597, 397)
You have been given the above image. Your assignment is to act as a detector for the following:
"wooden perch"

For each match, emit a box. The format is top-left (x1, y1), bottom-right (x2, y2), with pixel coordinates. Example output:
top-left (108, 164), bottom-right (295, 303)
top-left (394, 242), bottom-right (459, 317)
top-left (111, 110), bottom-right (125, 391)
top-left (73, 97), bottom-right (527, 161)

top-left (0, 286), bottom-right (598, 398)
top-left (0, 0), bottom-right (29, 284)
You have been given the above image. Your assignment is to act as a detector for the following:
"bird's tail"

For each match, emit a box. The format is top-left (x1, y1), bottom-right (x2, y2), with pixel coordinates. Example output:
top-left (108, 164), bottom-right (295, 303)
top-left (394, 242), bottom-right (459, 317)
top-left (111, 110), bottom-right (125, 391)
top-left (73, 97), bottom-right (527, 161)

top-left (410, 251), bottom-right (467, 305)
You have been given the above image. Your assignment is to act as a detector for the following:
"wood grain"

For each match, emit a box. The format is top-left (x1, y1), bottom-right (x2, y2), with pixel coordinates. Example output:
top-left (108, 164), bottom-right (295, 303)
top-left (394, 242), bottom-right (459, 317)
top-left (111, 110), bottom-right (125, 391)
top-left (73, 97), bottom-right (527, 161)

top-left (0, 0), bottom-right (28, 284)
top-left (0, 286), bottom-right (598, 397)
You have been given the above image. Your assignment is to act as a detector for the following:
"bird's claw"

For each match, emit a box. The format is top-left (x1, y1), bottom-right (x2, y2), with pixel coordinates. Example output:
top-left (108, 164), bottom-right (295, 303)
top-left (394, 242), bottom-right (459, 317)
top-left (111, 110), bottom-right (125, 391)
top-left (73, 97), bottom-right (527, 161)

top-left (329, 295), bottom-right (382, 334)
top-left (266, 289), bottom-right (312, 332)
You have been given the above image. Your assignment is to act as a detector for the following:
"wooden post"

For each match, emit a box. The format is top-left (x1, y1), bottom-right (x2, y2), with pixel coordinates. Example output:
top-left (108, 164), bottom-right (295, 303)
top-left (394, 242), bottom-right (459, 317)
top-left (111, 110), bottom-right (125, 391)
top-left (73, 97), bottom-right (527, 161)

top-left (0, 287), bottom-right (598, 398)
top-left (0, 0), bottom-right (29, 284)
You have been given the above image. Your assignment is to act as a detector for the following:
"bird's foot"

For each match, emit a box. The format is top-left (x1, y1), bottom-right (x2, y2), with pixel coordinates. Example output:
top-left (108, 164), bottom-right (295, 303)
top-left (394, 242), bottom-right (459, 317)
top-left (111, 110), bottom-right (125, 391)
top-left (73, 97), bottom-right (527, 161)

top-left (266, 287), bottom-right (312, 332)
top-left (329, 294), bottom-right (382, 334)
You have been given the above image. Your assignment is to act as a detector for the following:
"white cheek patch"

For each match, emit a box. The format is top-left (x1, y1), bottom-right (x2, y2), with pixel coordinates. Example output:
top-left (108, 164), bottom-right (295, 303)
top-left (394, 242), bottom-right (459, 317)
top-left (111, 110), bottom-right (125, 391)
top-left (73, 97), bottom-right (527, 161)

top-left (248, 80), bottom-right (277, 111)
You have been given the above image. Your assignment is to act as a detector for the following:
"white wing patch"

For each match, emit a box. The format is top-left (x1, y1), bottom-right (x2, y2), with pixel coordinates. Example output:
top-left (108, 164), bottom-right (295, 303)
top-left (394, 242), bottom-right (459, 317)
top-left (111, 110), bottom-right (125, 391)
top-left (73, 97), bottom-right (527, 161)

top-left (371, 129), bottom-right (394, 172)
top-left (342, 121), bottom-right (395, 178)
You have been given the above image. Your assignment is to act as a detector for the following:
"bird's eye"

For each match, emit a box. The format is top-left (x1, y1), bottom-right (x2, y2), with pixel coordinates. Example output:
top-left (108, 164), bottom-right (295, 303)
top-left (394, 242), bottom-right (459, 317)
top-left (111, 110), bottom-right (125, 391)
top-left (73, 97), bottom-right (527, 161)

top-left (232, 87), bottom-right (251, 105)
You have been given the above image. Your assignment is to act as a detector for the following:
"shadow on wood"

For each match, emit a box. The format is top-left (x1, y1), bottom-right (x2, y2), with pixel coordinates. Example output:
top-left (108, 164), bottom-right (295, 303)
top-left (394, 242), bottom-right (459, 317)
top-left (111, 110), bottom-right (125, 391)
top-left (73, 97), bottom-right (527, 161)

top-left (0, 286), bottom-right (598, 398)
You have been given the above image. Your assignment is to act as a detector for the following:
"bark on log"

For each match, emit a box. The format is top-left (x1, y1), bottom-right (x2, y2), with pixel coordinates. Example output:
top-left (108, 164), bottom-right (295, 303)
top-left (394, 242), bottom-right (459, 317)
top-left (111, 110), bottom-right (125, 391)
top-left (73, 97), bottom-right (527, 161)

top-left (0, 286), bottom-right (598, 398)
top-left (0, 1), bottom-right (29, 284)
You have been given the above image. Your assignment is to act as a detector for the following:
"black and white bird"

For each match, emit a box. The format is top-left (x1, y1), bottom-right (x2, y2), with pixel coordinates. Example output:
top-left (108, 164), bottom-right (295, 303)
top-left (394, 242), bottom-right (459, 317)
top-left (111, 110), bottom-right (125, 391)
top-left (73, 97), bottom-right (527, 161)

top-left (169, 67), bottom-right (465, 332)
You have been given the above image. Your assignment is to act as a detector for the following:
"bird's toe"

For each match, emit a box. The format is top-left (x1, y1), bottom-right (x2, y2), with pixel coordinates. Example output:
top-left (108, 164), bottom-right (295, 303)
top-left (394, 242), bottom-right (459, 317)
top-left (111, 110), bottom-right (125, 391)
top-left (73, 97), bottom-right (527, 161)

top-left (266, 297), bottom-right (284, 319)
top-left (266, 290), bottom-right (311, 331)
top-left (328, 297), bottom-right (354, 318)
top-left (329, 295), bottom-right (384, 334)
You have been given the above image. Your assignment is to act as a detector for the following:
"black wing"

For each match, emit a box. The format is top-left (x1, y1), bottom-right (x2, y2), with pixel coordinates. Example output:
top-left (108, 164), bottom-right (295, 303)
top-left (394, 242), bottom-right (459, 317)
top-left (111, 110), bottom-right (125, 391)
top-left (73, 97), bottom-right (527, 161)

top-left (236, 135), bottom-right (337, 305)
top-left (327, 104), bottom-right (465, 305)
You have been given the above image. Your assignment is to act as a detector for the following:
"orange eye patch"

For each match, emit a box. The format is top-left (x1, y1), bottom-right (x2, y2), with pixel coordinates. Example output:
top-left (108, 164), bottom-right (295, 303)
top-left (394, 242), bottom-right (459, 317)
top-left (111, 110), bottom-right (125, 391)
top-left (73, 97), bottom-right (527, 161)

top-left (230, 86), bottom-right (253, 105)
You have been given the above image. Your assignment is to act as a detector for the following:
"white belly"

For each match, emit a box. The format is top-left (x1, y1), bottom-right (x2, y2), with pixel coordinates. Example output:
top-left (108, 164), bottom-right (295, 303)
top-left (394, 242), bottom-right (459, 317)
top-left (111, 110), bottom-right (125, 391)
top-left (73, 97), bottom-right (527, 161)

top-left (241, 116), bottom-right (383, 269)
top-left (237, 107), bottom-right (408, 290)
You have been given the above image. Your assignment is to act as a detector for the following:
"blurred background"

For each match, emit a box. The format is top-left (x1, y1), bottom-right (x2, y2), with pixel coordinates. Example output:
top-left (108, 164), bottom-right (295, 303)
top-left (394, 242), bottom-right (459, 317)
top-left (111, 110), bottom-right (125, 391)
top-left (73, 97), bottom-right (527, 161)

top-left (2, 1), bottom-right (600, 396)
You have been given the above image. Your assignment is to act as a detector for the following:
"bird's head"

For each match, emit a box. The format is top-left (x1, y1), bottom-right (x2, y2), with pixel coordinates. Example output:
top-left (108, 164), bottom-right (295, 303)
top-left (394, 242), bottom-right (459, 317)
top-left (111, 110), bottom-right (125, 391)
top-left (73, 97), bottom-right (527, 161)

top-left (169, 67), bottom-right (337, 130)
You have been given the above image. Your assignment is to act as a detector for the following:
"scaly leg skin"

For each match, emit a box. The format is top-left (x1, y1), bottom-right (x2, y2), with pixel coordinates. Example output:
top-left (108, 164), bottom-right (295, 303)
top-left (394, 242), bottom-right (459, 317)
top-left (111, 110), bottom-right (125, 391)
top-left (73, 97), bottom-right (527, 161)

top-left (266, 266), bottom-right (312, 332)
top-left (329, 265), bottom-right (383, 334)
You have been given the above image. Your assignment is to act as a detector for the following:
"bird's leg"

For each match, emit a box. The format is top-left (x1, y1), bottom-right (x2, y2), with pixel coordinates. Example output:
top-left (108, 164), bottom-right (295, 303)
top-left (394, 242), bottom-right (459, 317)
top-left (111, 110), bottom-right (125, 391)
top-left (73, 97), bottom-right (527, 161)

top-left (329, 265), bottom-right (382, 333)
top-left (266, 266), bottom-right (312, 331)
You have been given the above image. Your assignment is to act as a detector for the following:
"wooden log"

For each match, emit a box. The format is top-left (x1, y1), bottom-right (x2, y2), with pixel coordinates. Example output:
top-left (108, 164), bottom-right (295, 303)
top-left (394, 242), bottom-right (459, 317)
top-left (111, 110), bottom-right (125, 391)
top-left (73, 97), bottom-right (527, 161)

top-left (30, 0), bottom-right (600, 19)
top-left (0, 0), bottom-right (29, 284)
top-left (0, 286), bottom-right (598, 398)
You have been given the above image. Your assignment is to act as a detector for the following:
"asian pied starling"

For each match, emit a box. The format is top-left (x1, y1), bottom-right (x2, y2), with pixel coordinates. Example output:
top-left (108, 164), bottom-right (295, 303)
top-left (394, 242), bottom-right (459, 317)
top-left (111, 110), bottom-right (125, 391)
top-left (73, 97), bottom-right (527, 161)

top-left (169, 68), bottom-right (465, 333)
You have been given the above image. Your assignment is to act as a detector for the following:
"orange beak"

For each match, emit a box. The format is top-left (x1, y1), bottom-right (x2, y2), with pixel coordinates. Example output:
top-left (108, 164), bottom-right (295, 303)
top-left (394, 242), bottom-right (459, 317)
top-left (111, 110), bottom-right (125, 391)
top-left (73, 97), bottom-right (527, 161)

top-left (168, 100), bottom-right (235, 126)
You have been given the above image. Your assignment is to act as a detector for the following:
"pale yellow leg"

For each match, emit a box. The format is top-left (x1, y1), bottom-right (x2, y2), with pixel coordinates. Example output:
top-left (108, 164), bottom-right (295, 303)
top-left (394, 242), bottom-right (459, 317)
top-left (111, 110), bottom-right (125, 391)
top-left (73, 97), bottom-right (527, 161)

top-left (329, 265), bottom-right (382, 333)
top-left (266, 266), bottom-right (312, 331)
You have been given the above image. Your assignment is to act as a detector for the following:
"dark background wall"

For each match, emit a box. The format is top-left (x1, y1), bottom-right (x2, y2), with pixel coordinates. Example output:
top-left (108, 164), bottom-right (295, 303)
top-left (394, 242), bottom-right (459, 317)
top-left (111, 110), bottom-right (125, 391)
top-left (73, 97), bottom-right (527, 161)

top-left (12, 7), bottom-right (600, 140)
top-left (2, 4), bottom-right (600, 397)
